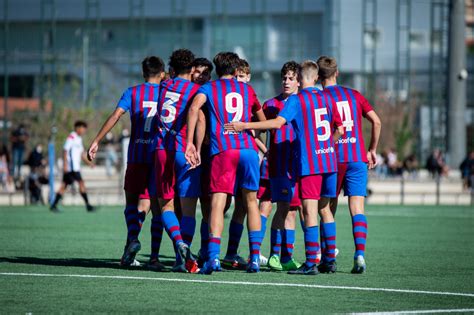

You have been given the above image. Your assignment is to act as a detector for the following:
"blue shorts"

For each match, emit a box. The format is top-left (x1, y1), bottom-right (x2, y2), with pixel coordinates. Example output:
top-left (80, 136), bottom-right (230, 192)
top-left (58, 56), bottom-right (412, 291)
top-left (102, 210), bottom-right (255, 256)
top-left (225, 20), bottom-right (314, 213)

top-left (211, 149), bottom-right (260, 194)
top-left (321, 172), bottom-right (338, 198)
top-left (175, 152), bottom-right (201, 198)
top-left (336, 162), bottom-right (368, 197)
top-left (270, 177), bottom-right (296, 203)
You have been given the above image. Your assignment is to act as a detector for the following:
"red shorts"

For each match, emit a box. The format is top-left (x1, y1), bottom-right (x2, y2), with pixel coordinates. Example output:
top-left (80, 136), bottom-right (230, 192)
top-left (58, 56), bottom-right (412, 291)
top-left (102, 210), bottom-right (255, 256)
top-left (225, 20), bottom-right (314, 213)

top-left (257, 179), bottom-right (271, 201)
top-left (298, 174), bottom-right (323, 200)
top-left (124, 163), bottom-right (152, 195)
top-left (154, 150), bottom-right (176, 200)
top-left (289, 182), bottom-right (302, 207)
top-left (139, 189), bottom-right (150, 200)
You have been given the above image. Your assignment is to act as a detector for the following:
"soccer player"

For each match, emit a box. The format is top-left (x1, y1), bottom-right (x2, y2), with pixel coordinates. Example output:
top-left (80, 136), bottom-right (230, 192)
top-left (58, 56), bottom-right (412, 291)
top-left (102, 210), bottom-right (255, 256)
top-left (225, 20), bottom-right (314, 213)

top-left (224, 60), bottom-right (344, 275)
top-left (192, 57), bottom-right (213, 85)
top-left (317, 56), bottom-right (381, 274)
top-left (185, 52), bottom-right (266, 274)
top-left (152, 48), bottom-right (201, 273)
top-left (87, 56), bottom-right (165, 269)
top-left (263, 61), bottom-right (303, 272)
top-left (50, 121), bottom-right (96, 213)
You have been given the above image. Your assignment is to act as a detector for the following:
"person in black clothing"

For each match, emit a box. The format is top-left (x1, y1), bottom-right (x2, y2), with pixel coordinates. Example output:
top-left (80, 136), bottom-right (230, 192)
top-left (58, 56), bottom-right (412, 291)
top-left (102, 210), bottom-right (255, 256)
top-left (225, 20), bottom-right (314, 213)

top-left (26, 144), bottom-right (48, 204)
top-left (460, 151), bottom-right (474, 190)
top-left (10, 124), bottom-right (29, 179)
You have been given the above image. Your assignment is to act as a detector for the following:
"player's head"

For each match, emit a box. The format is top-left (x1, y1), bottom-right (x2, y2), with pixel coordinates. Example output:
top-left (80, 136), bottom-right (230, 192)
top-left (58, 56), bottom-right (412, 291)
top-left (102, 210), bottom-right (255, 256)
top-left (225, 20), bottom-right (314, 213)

top-left (317, 55), bottom-right (338, 81)
top-left (213, 52), bottom-right (240, 78)
top-left (169, 48), bottom-right (195, 76)
top-left (192, 57), bottom-right (213, 85)
top-left (74, 120), bottom-right (88, 135)
top-left (236, 59), bottom-right (251, 83)
top-left (280, 61), bottom-right (301, 96)
top-left (141, 56), bottom-right (165, 81)
top-left (300, 60), bottom-right (319, 86)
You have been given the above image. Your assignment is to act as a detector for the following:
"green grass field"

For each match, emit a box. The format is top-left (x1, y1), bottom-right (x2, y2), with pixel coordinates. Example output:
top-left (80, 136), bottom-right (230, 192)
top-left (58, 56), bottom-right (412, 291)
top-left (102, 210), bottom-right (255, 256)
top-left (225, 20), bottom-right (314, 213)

top-left (1, 204), bottom-right (473, 314)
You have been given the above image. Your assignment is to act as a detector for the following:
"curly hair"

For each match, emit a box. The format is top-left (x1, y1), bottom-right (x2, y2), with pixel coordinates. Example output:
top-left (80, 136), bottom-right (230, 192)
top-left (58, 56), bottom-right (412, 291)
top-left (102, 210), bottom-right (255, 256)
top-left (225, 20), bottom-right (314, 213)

top-left (280, 61), bottom-right (301, 81)
top-left (213, 52), bottom-right (240, 77)
top-left (169, 49), bottom-right (195, 75)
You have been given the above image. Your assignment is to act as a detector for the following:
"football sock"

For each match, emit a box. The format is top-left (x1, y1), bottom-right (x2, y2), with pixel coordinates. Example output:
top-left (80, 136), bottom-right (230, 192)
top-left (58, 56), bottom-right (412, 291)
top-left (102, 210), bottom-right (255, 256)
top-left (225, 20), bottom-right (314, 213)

top-left (150, 215), bottom-right (163, 260)
top-left (124, 205), bottom-right (140, 242)
top-left (304, 226), bottom-right (319, 267)
top-left (320, 223), bottom-right (326, 256)
top-left (180, 216), bottom-right (196, 247)
top-left (208, 236), bottom-right (221, 261)
top-left (80, 192), bottom-right (90, 206)
top-left (138, 210), bottom-right (146, 229)
top-left (200, 220), bottom-right (209, 259)
top-left (226, 220), bottom-right (243, 257)
top-left (280, 229), bottom-right (295, 263)
top-left (161, 210), bottom-right (183, 246)
top-left (260, 215), bottom-right (268, 244)
top-left (352, 214), bottom-right (368, 258)
top-left (321, 222), bottom-right (336, 263)
top-left (51, 193), bottom-right (62, 208)
top-left (270, 228), bottom-right (282, 256)
top-left (248, 230), bottom-right (261, 262)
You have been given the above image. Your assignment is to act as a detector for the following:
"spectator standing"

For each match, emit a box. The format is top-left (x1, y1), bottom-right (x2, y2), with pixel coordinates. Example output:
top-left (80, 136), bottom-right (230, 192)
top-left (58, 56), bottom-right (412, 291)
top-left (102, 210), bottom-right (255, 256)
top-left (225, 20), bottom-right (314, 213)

top-left (460, 151), bottom-right (474, 191)
top-left (26, 144), bottom-right (48, 204)
top-left (0, 145), bottom-right (10, 191)
top-left (10, 124), bottom-right (29, 179)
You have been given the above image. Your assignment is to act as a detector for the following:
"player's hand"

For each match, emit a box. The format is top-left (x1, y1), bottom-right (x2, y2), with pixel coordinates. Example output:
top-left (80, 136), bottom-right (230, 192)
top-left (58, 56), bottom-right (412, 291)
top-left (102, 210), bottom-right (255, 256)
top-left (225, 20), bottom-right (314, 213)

top-left (367, 149), bottom-right (377, 169)
top-left (224, 122), bottom-right (246, 132)
top-left (88, 141), bottom-right (99, 161)
top-left (185, 143), bottom-right (199, 168)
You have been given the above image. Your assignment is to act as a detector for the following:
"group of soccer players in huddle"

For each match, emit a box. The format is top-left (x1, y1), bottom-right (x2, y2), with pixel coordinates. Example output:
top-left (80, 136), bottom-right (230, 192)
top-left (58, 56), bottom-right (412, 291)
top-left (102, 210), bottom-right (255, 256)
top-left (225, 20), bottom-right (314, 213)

top-left (87, 48), bottom-right (381, 275)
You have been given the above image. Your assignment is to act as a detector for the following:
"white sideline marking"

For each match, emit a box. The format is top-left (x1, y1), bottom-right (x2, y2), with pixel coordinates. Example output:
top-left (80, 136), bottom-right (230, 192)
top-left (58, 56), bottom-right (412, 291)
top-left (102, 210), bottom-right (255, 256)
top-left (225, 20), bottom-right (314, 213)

top-left (350, 309), bottom-right (474, 314)
top-left (1, 272), bottom-right (474, 298)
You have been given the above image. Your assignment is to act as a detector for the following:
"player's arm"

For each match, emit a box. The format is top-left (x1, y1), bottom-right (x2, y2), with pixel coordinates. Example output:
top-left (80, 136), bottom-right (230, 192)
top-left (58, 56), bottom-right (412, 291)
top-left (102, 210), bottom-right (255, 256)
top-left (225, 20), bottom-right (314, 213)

top-left (255, 137), bottom-right (268, 154)
top-left (365, 110), bottom-right (382, 169)
top-left (254, 109), bottom-right (266, 122)
top-left (186, 93), bottom-right (207, 167)
top-left (82, 151), bottom-right (95, 168)
top-left (224, 116), bottom-right (287, 132)
top-left (195, 109), bottom-right (206, 158)
top-left (88, 107), bottom-right (126, 161)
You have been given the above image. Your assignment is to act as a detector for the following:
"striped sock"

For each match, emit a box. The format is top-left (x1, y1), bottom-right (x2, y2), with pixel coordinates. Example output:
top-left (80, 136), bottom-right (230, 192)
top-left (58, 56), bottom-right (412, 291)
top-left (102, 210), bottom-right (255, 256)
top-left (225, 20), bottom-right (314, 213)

top-left (270, 229), bottom-right (282, 256)
top-left (260, 215), bottom-right (268, 244)
top-left (208, 236), bottom-right (221, 260)
top-left (280, 229), bottom-right (295, 263)
top-left (150, 215), bottom-right (163, 260)
top-left (124, 205), bottom-right (140, 242)
top-left (322, 222), bottom-right (336, 263)
top-left (200, 220), bottom-right (209, 260)
top-left (352, 214), bottom-right (368, 258)
top-left (320, 224), bottom-right (326, 256)
top-left (304, 226), bottom-right (320, 267)
top-left (226, 220), bottom-right (243, 257)
top-left (161, 210), bottom-right (183, 246)
top-left (138, 210), bottom-right (146, 230)
top-left (248, 230), bottom-right (261, 261)
top-left (180, 216), bottom-right (196, 247)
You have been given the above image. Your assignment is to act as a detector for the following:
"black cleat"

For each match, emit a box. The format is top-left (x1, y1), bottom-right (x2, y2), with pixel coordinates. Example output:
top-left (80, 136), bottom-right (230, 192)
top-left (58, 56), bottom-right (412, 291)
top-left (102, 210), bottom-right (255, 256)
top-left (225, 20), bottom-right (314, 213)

top-left (120, 239), bottom-right (141, 267)
top-left (147, 258), bottom-right (166, 272)
top-left (288, 263), bottom-right (319, 275)
top-left (177, 243), bottom-right (200, 273)
top-left (86, 205), bottom-right (97, 212)
top-left (50, 206), bottom-right (62, 213)
top-left (318, 261), bottom-right (337, 274)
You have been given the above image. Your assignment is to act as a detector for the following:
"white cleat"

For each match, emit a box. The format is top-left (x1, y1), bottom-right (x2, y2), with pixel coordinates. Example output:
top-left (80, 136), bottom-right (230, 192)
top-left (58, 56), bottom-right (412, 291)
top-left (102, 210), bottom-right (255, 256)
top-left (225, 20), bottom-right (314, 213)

top-left (351, 255), bottom-right (366, 274)
top-left (259, 254), bottom-right (268, 266)
top-left (130, 259), bottom-right (141, 267)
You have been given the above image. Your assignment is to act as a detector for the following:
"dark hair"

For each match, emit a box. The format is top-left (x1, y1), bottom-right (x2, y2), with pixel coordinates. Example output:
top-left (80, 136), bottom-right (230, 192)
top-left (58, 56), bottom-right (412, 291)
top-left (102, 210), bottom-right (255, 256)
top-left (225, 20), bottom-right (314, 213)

top-left (316, 55), bottom-right (338, 80)
top-left (192, 57), bottom-right (213, 73)
top-left (237, 59), bottom-right (251, 74)
top-left (74, 120), bottom-right (88, 129)
top-left (213, 52), bottom-right (240, 77)
top-left (192, 58), bottom-right (213, 84)
top-left (141, 56), bottom-right (165, 79)
top-left (281, 61), bottom-right (301, 81)
top-left (169, 49), bottom-right (195, 75)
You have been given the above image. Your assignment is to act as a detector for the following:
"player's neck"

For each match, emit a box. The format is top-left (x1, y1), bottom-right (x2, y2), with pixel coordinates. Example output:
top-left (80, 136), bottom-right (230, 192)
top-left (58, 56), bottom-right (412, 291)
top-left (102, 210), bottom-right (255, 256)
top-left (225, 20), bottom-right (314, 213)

top-left (322, 78), bottom-right (338, 88)
top-left (176, 73), bottom-right (192, 81)
top-left (281, 91), bottom-right (296, 99)
top-left (146, 78), bottom-right (161, 84)
top-left (220, 75), bottom-right (234, 80)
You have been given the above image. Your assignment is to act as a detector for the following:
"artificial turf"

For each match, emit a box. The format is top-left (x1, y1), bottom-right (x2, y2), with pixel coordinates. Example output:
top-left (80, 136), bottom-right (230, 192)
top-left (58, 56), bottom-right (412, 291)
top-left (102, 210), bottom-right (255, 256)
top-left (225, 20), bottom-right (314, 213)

top-left (0, 204), bottom-right (473, 314)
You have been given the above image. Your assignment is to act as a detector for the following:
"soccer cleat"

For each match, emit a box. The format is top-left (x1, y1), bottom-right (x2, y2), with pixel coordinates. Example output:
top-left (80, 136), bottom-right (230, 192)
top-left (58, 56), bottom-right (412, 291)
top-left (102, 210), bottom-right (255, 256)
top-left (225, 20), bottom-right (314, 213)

top-left (316, 253), bottom-right (321, 265)
top-left (199, 258), bottom-right (221, 275)
top-left (50, 206), bottom-right (62, 213)
top-left (246, 257), bottom-right (260, 273)
top-left (259, 254), bottom-right (268, 266)
top-left (318, 261), bottom-right (337, 274)
top-left (287, 263), bottom-right (319, 275)
top-left (351, 255), bottom-right (366, 274)
top-left (172, 262), bottom-right (187, 273)
top-left (176, 243), bottom-right (200, 273)
top-left (120, 239), bottom-right (141, 267)
top-left (335, 248), bottom-right (339, 257)
top-left (222, 254), bottom-right (247, 270)
top-left (86, 205), bottom-right (97, 212)
top-left (130, 259), bottom-right (141, 267)
top-left (281, 258), bottom-right (302, 271)
top-left (267, 255), bottom-right (283, 271)
top-left (147, 258), bottom-right (165, 271)
top-left (197, 249), bottom-right (207, 268)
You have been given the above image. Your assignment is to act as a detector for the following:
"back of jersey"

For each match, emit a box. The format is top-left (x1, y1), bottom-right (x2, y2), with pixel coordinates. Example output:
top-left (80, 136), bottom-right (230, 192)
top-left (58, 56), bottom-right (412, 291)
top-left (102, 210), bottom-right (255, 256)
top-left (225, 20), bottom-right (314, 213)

top-left (322, 85), bottom-right (373, 163)
top-left (156, 78), bottom-right (200, 152)
top-left (199, 78), bottom-right (261, 156)
top-left (117, 82), bottom-right (160, 164)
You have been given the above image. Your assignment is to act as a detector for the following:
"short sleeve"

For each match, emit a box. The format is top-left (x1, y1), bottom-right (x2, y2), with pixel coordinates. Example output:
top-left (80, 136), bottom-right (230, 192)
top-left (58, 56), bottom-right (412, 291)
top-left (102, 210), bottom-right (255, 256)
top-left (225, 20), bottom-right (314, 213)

top-left (63, 136), bottom-right (73, 151)
top-left (355, 90), bottom-right (374, 117)
top-left (117, 88), bottom-right (132, 112)
top-left (279, 95), bottom-right (300, 123)
top-left (249, 86), bottom-right (262, 113)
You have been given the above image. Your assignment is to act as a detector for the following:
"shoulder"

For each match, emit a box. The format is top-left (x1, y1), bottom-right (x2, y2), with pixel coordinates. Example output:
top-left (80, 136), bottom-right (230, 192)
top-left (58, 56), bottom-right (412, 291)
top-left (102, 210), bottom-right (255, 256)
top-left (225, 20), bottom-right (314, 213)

top-left (67, 132), bottom-right (76, 140)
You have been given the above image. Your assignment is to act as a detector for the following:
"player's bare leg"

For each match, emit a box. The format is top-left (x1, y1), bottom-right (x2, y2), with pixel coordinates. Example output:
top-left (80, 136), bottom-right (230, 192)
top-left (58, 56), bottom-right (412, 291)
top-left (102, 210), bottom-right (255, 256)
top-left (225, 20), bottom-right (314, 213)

top-left (78, 180), bottom-right (95, 212)
top-left (50, 182), bottom-right (68, 212)
top-left (242, 188), bottom-right (262, 272)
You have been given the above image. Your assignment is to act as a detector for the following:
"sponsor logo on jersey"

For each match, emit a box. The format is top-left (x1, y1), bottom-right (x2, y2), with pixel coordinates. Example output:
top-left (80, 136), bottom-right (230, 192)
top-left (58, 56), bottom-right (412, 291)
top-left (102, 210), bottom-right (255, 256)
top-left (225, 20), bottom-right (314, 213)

top-left (337, 137), bottom-right (357, 144)
top-left (315, 147), bottom-right (335, 155)
top-left (135, 138), bottom-right (153, 144)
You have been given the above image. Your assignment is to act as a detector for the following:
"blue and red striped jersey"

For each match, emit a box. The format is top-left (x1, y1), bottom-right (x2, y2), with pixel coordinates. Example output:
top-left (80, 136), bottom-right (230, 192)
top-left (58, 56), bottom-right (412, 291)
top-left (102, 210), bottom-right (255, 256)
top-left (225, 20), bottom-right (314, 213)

top-left (279, 87), bottom-right (342, 176)
top-left (263, 94), bottom-right (298, 179)
top-left (117, 82), bottom-right (160, 164)
top-left (260, 155), bottom-right (270, 179)
top-left (156, 78), bottom-right (200, 152)
top-left (322, 85), bottom-right (373, 163)
top-left (198, 78), bottom-right (262, 156)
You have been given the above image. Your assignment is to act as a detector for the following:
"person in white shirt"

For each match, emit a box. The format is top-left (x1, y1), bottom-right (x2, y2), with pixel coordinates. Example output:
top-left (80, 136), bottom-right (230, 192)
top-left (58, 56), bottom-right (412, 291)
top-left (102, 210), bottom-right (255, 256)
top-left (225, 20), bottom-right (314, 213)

top-left (50, 121), bottom-right (96, 212)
